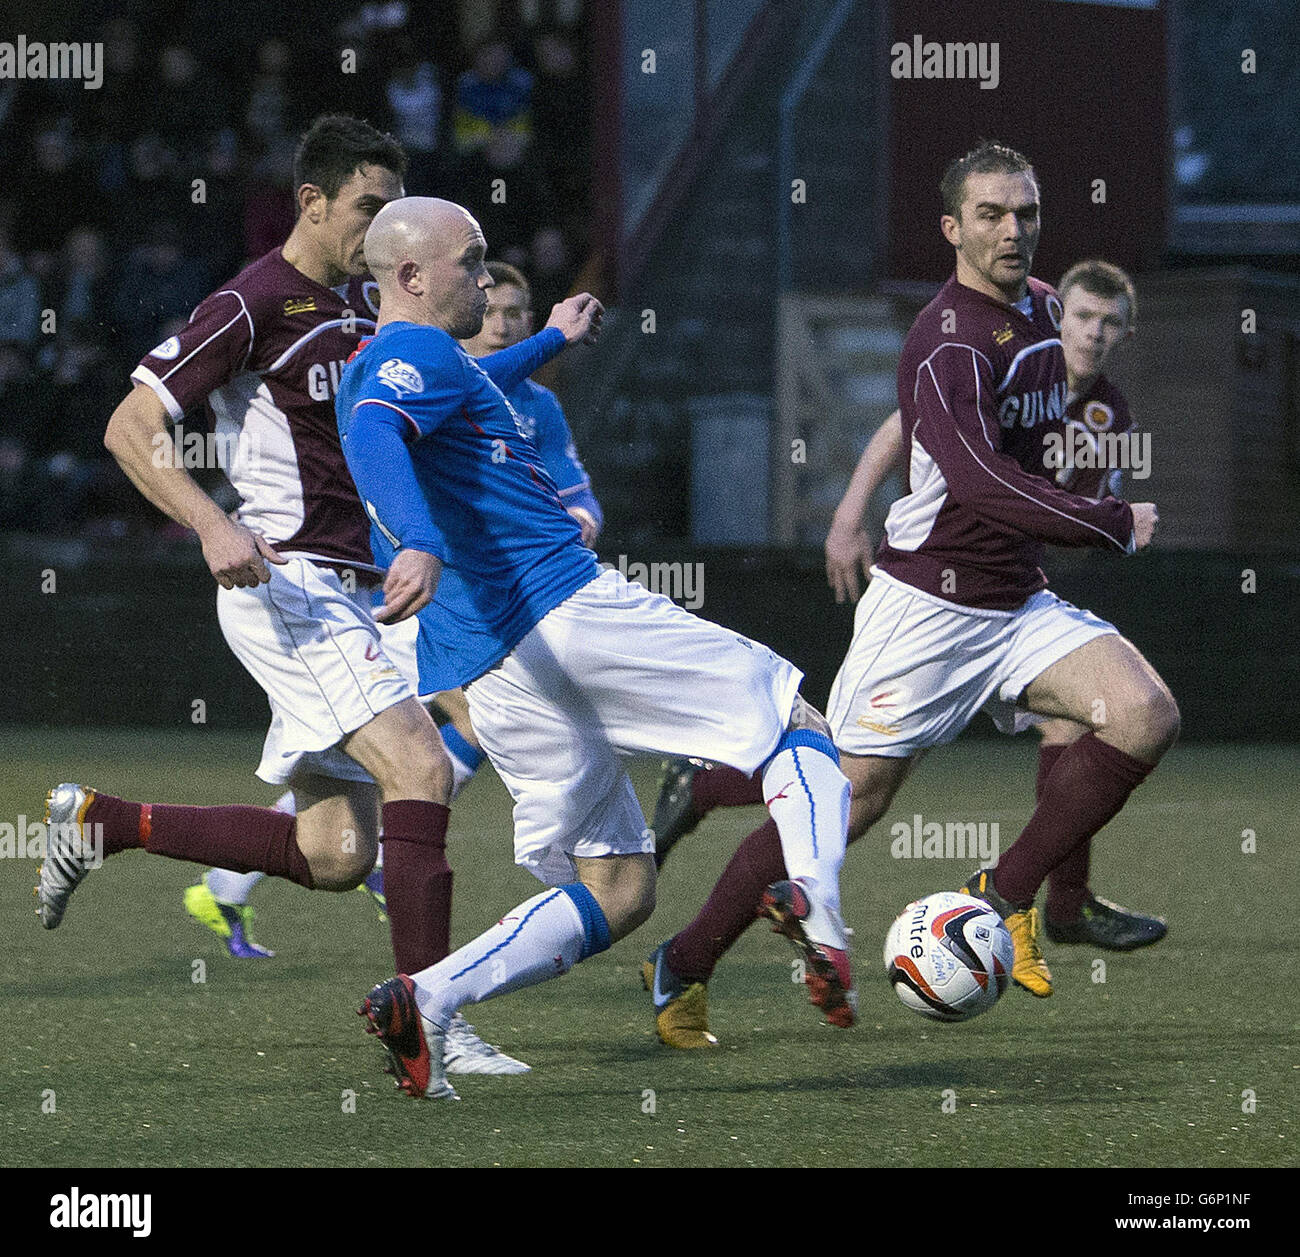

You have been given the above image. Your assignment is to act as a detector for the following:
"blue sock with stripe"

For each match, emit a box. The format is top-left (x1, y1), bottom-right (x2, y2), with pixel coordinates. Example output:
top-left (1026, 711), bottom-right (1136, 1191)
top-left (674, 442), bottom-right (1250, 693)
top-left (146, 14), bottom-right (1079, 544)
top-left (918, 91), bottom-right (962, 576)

top-left (760, 729), bottom-right (850, 914)
top-left (411, 883), bottom-right (610, 1028)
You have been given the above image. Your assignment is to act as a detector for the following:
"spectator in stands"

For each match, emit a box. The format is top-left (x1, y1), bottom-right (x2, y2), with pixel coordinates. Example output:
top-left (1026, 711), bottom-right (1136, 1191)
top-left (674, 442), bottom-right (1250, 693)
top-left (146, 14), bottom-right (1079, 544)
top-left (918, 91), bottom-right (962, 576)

top-left (245, 38), bottom-right (297, 149)
top-left (49, 229), bottom-right (113, 336)
top-left (453, 35), bottom-right (534, 154)
top-left (383, 32), bottom-right (445, 194)
top-left (18, 122), bottom-right (100, 257)
top-left (111, 219), bottom-right (211, 359)
top-left (454, 125), bottom-right (554, 264)
top-left (0, 224), bottom-right (42, 348)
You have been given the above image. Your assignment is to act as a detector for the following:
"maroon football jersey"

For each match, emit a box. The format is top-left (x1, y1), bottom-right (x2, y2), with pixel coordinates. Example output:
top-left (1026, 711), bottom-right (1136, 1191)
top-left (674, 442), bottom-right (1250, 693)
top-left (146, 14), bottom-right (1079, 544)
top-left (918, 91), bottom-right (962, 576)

top-left (131, 249), bottom-right (383, 571)
top-left (875, 275), bottom-right (1134, 610)
top-left (1050, 374), bottom-right (1135, 500)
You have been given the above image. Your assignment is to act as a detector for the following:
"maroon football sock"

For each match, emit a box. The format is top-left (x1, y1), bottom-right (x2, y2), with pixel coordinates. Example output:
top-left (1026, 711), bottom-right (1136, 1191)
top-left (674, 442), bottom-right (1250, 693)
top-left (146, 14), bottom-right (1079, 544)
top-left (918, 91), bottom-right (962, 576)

top-left (381, 800), bottom-right (452, 974)
top-left (666, 818), bottom-right (786, 983)
top-left (691, 765), bottom-right (764, 817)
top-left (994, 733), bottom-right (1153, 909)
top-left (1038, 744), bottom-right (1090, 921)
top-left (84, 793), bottom-right (314, 887)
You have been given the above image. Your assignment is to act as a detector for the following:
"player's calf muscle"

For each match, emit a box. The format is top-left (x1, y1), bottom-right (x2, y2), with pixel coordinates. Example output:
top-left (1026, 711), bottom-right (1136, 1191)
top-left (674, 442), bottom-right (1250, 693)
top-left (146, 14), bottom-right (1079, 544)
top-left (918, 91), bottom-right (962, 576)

top-left (292, 778), bottom-right (379, 890)
top-left (575, 853), bottom-right (655, 939)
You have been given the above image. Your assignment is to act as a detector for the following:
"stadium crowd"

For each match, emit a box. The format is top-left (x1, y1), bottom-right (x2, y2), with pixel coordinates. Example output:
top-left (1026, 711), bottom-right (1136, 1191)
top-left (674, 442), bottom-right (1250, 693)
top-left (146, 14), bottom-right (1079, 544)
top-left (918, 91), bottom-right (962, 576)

top-left (0, 0), bottom-right (589, 536)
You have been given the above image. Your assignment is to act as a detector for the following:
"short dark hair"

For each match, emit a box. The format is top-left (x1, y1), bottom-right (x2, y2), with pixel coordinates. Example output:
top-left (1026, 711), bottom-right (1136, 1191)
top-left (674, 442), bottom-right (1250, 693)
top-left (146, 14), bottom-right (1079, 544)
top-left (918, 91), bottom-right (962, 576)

top-left (292, 114), bottom-right (407, 200)
top-left (940, 141), bottom-right (1037, 219)
top-left (486, 261), bottom-right (530, 301)
top-left (1058, 258), bottom-right (1137, 326)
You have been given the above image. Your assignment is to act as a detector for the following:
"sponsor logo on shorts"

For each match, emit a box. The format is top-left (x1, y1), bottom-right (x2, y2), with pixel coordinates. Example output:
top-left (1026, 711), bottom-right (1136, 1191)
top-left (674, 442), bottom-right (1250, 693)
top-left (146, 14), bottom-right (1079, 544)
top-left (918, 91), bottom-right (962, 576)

top-left (858, 689), bottom-right (902, 735)
top-left (856, 717), bottom-right (901, 736)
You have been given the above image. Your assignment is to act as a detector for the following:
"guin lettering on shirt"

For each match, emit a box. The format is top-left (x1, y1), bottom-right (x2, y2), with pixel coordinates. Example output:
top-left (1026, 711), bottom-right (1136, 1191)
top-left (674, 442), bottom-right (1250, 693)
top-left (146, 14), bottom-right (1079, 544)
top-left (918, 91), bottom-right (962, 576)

top-left (875, 275), bottom-right (1135, 611)
top-left (337, 322), bottom-right (600, 692)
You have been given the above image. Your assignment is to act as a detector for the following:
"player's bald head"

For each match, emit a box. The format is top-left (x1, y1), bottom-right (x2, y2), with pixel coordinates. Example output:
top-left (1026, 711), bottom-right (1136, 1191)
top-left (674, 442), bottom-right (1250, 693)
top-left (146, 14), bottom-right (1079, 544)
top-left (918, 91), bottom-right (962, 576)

top-left (364, 197), bottom-right (482, 277)
top-left (365, 196), bottom-right (493, 337)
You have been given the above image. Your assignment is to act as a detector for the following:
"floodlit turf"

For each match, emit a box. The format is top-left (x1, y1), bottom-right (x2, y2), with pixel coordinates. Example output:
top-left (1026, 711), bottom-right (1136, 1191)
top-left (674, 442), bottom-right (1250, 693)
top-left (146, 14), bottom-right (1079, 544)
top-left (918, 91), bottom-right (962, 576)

top-left (0, 726), bottom-right (1295, 1168)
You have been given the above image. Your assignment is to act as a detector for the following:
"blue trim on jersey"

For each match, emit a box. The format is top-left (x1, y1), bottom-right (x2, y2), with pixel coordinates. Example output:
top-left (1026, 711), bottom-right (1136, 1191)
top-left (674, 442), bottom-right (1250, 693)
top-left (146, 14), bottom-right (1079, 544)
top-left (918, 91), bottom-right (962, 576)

top-left (440, 724), bottom-right (484, 773)
top-left (448, 889), bottom-right (563, 983)
top-left (558, 882), bottom-right (611, 961)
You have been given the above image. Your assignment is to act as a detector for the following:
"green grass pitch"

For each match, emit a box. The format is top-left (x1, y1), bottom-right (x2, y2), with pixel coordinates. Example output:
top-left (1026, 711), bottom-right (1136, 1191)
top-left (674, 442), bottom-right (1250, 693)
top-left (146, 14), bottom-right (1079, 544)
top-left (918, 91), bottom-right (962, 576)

top-left (1, 726), bottom-right (1295, 1168)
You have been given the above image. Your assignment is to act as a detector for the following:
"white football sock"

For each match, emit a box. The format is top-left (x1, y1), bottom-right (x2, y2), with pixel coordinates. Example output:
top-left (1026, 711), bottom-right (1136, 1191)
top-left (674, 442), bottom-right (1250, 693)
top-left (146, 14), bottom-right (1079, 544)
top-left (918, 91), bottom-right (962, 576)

top-left (205, 868), bottom-right (264, 905)
top-left (761, 737), bottom-right (850, 915)
top-left (447, 749), bottom-right (476, 800)
top-left (411, 888), bottom-right (586, 1028)
top-left (204, 791), bottom-right (296, 904)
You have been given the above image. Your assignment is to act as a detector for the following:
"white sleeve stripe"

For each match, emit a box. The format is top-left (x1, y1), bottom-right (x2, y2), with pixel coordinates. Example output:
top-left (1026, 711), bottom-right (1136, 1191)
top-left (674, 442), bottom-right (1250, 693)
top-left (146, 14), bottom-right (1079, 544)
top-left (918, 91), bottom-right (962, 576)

top-left (365, 498), bottom-right (402, 551)
top-left (266, 317), bottom-right (375, 373)
top-left (129, 365), bottom-right (184, 421)
top-left (997, 338), bottom-right (1061, 392)
top-left (159, 294), bottom-right (253, 389)
top-left (556, 480), bottom-right (593, 497)
top-left (352, 397), bottom-right (421, 440)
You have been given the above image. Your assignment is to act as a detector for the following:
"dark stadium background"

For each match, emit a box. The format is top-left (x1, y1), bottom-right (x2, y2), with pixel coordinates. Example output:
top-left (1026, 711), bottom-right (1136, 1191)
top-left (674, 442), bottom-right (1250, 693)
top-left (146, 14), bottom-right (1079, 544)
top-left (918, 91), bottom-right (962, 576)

top-left (1, 0), bottom-right (1296, 740)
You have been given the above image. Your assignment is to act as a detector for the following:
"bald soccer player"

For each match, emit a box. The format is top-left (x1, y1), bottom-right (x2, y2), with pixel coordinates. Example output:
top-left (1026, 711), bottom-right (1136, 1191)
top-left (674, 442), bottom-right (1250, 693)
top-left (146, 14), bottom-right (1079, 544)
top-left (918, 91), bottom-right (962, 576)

top-left (340, 198), bottom-right (852, 1100)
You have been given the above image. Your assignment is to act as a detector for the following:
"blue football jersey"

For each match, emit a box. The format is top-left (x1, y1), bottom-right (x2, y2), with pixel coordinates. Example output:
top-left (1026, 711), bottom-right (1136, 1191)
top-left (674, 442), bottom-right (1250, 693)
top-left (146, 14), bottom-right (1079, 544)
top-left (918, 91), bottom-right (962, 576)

top-left (338, 321), bottom-right (599, 691)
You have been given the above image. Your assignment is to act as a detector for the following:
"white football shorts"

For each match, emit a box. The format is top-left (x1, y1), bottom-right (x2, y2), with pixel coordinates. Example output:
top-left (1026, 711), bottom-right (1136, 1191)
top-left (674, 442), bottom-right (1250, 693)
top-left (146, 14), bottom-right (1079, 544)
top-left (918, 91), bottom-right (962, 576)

top-left (465, 567), bottom-right (803, 886)
top-left (826, 569), bottom-right (1118, 758)
top-left (217, 556), bottom-right (415, 785)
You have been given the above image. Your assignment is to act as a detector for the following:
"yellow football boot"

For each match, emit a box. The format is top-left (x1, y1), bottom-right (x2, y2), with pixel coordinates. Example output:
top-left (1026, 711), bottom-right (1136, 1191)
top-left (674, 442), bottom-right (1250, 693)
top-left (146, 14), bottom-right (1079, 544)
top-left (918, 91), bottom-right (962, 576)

top-left (642, 945), bottom-right (719, 1048)
top-left (961, 868), bottom-right (1053, 997)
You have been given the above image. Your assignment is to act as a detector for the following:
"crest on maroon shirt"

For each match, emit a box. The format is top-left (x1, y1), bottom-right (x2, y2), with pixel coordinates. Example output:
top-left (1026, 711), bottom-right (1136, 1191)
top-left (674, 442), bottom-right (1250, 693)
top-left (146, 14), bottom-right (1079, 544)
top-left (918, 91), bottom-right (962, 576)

top-left (1082, 400), bottom-right (1115, 432)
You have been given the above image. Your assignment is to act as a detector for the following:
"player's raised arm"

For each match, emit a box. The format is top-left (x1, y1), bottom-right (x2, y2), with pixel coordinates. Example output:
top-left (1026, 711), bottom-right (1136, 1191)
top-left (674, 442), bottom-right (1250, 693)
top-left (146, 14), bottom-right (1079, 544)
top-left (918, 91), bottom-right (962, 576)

top-left (104, 383), bottom-right (286, 589)
top-left (917, 345), bottom-right (1135, 552)
top-left (544, 292), bottom-right (604, 346)
top-left (825, 409), bottom-right (906, 602)
top-left (476, 293), bottom-right (605, 393)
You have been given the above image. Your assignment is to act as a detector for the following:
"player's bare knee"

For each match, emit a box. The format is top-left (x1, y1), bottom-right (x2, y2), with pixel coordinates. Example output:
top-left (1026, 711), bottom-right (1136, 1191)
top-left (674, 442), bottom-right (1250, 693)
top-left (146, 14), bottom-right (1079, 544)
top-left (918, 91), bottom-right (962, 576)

top-left (306, 846), bottom-right (373, 891)
top-left (371, 731), bottom-right (452, 801)
top-left (1137, 684), bottom-right (1180, 758)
